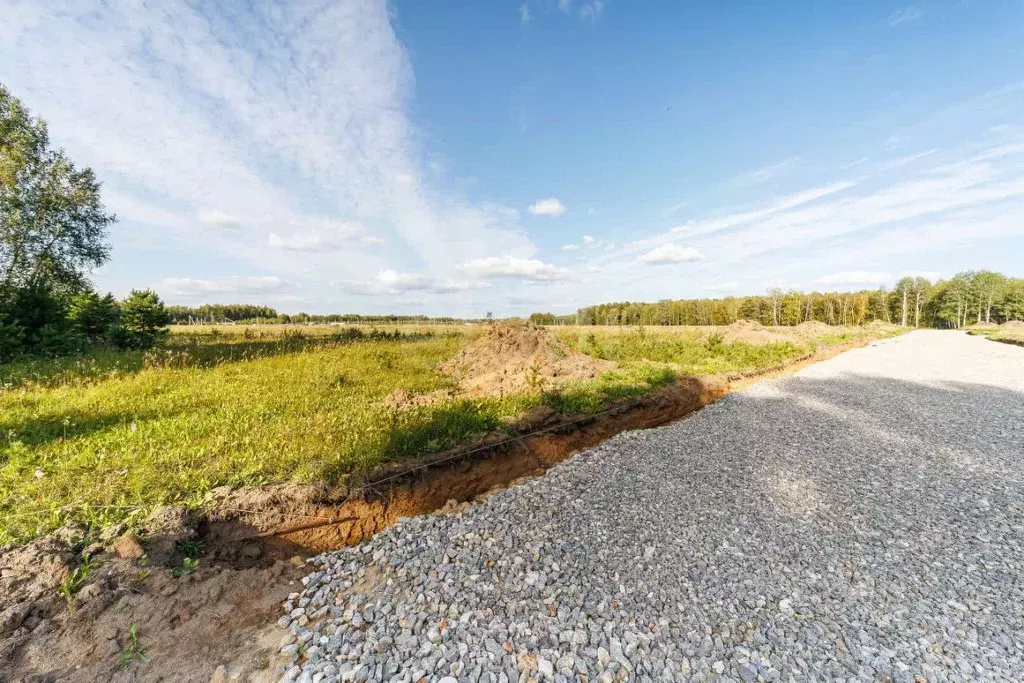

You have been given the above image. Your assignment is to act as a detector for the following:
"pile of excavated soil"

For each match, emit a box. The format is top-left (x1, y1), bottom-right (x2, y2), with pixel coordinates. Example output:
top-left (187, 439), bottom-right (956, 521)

top-left (439, 320), bottom-right (614, 396)
top-left (722, 319), bottom-right (792, 344)
top-left (794, 321), bottom-right (833, 335)
top-left (1001, 320), bottom-right (1024, 329)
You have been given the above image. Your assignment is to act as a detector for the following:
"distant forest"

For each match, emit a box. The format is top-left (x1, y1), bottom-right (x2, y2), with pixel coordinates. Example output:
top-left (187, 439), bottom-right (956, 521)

top-left (531, 270), bottom-right (1023, 328)
top-left (167, 304), bottom-right (471, 326)
top-left (168, 271), bottom-right (1023, 330)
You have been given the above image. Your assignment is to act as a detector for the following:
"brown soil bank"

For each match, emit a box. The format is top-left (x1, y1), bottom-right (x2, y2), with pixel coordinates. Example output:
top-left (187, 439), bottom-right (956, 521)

top-left (440, 320), bottom-right (614, 396)
top-left (204, 375), bottom-right (722, 554)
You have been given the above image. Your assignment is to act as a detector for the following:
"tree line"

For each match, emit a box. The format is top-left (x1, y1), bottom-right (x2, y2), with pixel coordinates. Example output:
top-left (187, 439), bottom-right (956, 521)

top-left (1, 84), bottom-right (169, 361)
top-left (166, 305), bottom-right (472, 326)
top-left (530, 271), bottom-right (1024, 329)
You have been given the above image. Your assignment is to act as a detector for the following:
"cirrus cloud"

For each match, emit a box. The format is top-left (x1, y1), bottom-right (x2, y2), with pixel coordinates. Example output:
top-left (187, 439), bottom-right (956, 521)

top-left (637, 244), bottom-right (705, 265)
top-left (158, 276), bottom-right (289, 297)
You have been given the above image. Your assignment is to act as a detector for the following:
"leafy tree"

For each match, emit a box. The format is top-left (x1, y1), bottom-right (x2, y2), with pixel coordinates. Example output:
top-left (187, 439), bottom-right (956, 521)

top-left (893, 277), bottom-right (915, 326)
top-left (971, 270), bottom-right (1007, 324)
top-left (996, 279), bottom-right (1024, 322)
top-left (912, 277), bottom-right (932, 327)
top-left (113, 290), bottom-right (170, 350)
top-left (1, 83), bottom-right (114, 295)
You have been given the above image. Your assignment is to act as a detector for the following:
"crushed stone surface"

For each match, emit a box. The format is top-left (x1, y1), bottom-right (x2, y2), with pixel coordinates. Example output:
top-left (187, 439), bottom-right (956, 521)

top-left (275, 331), bottom-right (1024, 683)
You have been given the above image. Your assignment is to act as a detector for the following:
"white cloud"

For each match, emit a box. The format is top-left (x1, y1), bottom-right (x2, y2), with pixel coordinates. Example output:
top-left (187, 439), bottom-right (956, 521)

top-left (2, 1), bottom-right (537, 302)
top-left (558, 0), bottom-right (572, 12)
top-left (888, 3), bottom-right (925, 26)
top-left (528, 197), bottom-right (567, 217)
top-left (340, 270), bottom-right (485, 296)
top-left (459, 256), bottom-right (570, 281)
top-left (561, 233), bottom-right (611, 252)
top-left (814, 271), bottom-right (893, 286)
top-left (159, 276), bottom-right (288, 297)
top-left (638, 244), bottom-right (705, 265)
top-left (267, 223), bottom-right (384, 251)
top-left (519, 4), bottom-right (532, 23)
top-left (197, 209), bottom-right (241, 227)
top-left (703, 282), bottom-right (740, 292)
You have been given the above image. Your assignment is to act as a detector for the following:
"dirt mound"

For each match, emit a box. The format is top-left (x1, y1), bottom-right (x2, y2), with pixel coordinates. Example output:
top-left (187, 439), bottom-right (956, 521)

top-left (722, 320), bottom-right (791, 344)
top-left (1000, 320), bottom-right (1024, 329)
top-left (794, 321), bottom-right (832, 334)
top-left (439, 320), bottom-right (614, 396)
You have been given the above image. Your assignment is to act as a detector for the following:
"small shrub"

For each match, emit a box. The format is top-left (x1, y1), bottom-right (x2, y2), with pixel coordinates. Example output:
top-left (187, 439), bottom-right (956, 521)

top-left (112, 290), bottom-right (170, 350)
top-left (174, 538), bottom-right (204, 559)
top-left (172, 557), bottom-right (199, 577)
top-left (704, 331), bottom-right (724, 352)
top-left (119, 622), bottom-right (150, 668)
top-left (57, 552), bottom-right (99, 606)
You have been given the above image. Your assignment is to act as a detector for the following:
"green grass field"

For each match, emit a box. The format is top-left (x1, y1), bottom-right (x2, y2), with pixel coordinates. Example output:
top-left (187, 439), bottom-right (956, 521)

top-left (0, 324), bottom-right (887, 544)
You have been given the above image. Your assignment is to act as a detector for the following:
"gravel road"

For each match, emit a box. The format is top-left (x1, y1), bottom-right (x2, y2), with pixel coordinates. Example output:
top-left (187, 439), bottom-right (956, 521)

top-left (275, 331), bottom-right (1024, 683)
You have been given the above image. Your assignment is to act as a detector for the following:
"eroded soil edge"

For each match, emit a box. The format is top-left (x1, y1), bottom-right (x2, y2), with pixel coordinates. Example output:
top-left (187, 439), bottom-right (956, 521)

top-left (204, 375), bottom-right (722, 557)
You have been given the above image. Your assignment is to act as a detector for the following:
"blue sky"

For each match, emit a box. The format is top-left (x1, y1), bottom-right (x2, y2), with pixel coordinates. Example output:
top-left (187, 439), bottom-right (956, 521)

top-left (3, 1), bottom-right (1023, 316)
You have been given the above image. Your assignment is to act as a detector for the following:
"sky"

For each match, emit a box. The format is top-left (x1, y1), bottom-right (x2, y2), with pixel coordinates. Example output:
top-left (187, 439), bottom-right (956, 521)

top-left (2, 0), bottom-right (1023, 317)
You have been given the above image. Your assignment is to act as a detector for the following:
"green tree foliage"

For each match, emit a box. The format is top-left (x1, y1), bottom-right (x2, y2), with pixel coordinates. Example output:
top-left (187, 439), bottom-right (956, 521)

top-left (529, 312), bottom-right (557, 325)
top-left (1, 82), bottom-right (119, 359)
top-left (166, 303), bottom-right (278, 324)
top-left (1, 83), bottom-right (114, 294)
top-left (68, 290), bottom-right (120, 343)
top-left (996, 279), bottom-right (1024, 322)
top-left (113, 290), bottom-right (170, 349)
top-left (538, 271), bottom-right (1021, 329)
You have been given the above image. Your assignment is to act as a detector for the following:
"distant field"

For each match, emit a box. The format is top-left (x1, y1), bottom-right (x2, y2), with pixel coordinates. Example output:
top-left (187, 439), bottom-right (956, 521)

top-left (0, 322), bottom-right (898, 543)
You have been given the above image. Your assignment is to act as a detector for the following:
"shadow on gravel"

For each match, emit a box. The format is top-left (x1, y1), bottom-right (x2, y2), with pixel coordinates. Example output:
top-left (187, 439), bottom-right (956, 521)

top-left (718, 373), bottom-right (1024, 537)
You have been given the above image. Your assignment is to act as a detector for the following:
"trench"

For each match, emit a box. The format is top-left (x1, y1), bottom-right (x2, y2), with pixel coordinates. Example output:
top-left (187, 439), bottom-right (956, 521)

top-left (197, 337), bottom-right (878, 566)
top-left (200, 376), bottom-right (724, 564)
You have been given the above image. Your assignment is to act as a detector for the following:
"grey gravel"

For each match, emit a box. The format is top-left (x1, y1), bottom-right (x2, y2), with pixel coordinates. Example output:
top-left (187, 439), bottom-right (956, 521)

top-left (275, 331), bottom-right (1024, 682)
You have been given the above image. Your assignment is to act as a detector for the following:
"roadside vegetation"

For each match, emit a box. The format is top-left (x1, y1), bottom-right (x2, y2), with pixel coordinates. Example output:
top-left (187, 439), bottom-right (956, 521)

top-left (1, 321), bottom-right (891, 545)
top-left (967, 320), bottom-right (1024, 346)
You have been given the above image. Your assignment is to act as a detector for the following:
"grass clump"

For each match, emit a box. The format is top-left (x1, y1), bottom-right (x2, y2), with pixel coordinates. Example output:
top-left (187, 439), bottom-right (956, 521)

top-left (57, 552), bottom-right (99, 606)
top-left (119, 622), bottom-right (150, 668)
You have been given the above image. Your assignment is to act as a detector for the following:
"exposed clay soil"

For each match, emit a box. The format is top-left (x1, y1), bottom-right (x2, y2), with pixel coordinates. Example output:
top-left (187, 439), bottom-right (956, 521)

top-left (720, 319), bottom-right (792, 344)
top-left (1, 511), bottom-right (305, 683)
top-left (793, 320), bottom-right (832, 335)
top-left (439, 320), bottom-right (614, 396)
